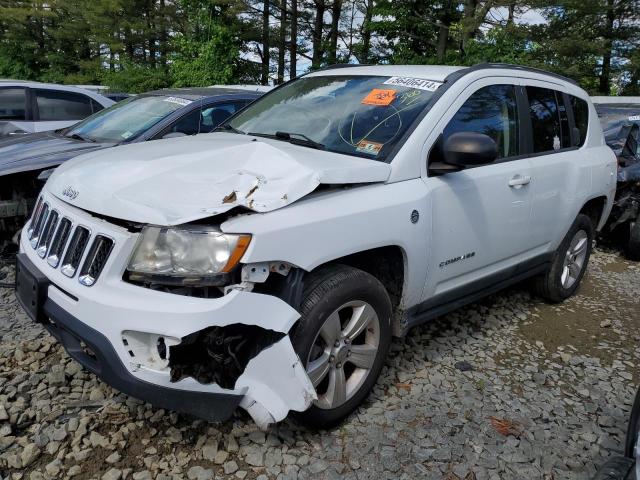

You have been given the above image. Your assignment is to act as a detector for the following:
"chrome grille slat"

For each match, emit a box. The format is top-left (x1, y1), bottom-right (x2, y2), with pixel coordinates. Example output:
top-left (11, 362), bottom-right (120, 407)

top-left (47, 217), bottom-right (73, 268)
top-left (27, 196), bottom-right (43, 238)
top-left (36, 210), bottom-right (59, 258)
top-left (78, 236), bottom-right (114, 286)
top-left (60, 226), bottom-right (91, 278)
top-left (30, 203), bottom-right (49, 248)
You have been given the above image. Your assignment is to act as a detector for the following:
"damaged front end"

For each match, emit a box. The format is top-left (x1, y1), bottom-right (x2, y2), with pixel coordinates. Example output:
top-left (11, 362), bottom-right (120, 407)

top-left (121, 258), bottom-right (316, 428)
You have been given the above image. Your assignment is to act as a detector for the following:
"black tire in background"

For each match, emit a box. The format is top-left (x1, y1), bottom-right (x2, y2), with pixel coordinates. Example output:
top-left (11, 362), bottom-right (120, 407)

top-left (291, 264), bottom-right (392, 428)
top-left (625, 387), bottom-right (640, 458)
top-left (531, 213), bottom-right (593, 303)
top-left (626, 220), bottom-right (640, 261)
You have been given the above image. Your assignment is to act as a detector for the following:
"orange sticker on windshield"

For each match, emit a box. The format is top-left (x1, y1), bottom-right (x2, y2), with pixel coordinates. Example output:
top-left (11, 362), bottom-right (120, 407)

top-left (361, 89), bottom-right (397, 106)
top-left (356, 140), bottom-right (383, 155)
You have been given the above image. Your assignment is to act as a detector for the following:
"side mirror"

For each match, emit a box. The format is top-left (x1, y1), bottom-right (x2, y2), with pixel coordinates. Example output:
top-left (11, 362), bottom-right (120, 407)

top-left (442, 132), bottom-right (498, 167)
top-left (162, 131), bottom-right (187, 139)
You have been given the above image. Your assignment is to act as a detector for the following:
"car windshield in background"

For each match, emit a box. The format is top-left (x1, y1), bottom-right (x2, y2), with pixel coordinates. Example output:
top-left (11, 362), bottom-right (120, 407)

top-left (228, 75), bottom-right (439, 161)
top-left (595, 105), bottom-right (640, 144)
top-left (64, 95), bottom-right (191, 143)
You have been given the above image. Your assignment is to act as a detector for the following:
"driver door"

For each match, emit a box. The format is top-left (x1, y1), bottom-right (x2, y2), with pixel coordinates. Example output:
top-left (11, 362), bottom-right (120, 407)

top-left (422, 80), bottom-right (535, 303)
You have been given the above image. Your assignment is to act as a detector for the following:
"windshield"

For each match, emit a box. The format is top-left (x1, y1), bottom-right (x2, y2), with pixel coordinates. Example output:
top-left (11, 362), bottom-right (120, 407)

top-left (595, 105), bottom-right (640, 145)
top-left (228, 75), bottom-right (439, 161)
top-left (65, 95), bottom-right (192, 143)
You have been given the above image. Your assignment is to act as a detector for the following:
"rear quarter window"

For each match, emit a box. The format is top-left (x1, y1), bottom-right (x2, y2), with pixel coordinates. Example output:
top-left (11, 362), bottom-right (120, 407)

top-left (35, 89), bottom-right (93, 121)
top-left (570, 96), bottom-right (589, 147)
top-left (0, 87), bottom-right (27, 120)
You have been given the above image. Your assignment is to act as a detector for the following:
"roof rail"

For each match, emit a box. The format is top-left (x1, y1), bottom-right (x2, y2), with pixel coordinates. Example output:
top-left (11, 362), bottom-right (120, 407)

top-left (455, 63), bottom-right (579, 86)
top-left (316, 63), bottom-right (374, 72)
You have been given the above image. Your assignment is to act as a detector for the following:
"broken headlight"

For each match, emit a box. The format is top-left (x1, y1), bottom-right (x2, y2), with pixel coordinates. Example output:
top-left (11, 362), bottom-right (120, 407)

top-left (127, 226), bottom-right (251, 285)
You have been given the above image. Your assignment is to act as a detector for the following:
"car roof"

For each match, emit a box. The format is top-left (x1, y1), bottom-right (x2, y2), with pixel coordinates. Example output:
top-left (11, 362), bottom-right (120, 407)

top-left (591, 96), bottom-right (640, 106)
top-left (306, 63), bottom-right (579, 87)
top-left (143, 87), bottom-right (263, 100)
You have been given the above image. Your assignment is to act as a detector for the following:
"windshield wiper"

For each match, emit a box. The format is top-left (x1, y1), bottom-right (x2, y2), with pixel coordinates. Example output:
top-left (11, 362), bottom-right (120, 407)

top-left (248, 131), bottom-right (325, 150)
top-left (214, 124), bottom-right (245, 135)
top-left (67, 133), bottom-right (94, 143)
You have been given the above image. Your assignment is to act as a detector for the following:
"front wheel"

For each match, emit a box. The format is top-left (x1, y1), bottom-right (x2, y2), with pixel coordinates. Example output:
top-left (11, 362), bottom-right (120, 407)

top-left (291, 265), bottom-right (392, 428)
top-left (626, 219), bottom-right (640, 261)
top-left (531, 213), bottom-right (593, 303)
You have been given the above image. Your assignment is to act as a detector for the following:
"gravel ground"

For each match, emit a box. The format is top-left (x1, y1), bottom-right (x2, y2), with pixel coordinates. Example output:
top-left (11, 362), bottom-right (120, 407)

top-left (0, 249), bottom-right (638, 480)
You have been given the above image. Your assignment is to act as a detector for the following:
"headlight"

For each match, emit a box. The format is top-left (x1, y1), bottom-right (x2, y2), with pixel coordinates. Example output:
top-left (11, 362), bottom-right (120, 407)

top-left (127, 226), bottom-right (251, 283)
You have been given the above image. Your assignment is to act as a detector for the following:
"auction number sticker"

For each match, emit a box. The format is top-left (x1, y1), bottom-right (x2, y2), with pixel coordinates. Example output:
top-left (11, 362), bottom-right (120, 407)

top-left (383, 77), bottom-right (442, 92)
top-left (630, 115), bottom-right (640, 122)
top-left (164, 96), bottom-right (192, 106)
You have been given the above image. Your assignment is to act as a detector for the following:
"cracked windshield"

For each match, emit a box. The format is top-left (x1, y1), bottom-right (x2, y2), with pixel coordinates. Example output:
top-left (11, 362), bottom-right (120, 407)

top-left (228, 75), bottom-right (439, 160)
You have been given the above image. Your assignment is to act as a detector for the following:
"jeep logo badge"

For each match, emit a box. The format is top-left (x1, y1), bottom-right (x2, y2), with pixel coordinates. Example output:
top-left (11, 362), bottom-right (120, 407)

top-left (62, 186), bottom-right (79, 200)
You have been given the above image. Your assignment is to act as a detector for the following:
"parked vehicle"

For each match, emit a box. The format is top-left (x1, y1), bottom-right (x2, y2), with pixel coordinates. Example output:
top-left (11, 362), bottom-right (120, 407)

top-left (592, 97), bottom-right (640, 259)
top-left (0, 81), bottom-right (114, 137)
top-left (0, 87), bottom-right (262, 253)
top-left (15, 64), bottom-right (616, 428)
top-left (591, 386), bottom-right (640, 480)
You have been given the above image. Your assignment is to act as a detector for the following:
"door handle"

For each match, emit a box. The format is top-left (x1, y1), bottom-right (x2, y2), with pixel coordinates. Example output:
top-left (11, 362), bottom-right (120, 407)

top-left (508, 175), bottom-right (531, 188)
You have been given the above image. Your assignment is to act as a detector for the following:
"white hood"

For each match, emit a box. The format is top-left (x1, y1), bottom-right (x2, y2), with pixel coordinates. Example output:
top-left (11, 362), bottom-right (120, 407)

top-left (47, 133), bottom-right (391, 225)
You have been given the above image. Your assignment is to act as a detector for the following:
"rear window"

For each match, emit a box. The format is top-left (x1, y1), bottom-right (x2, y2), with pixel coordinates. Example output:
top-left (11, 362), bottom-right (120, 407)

top-left (0, 87), bottom-right (27, 120)
top-left (570, 96), bottom-right (589, 147)
top-left (35, 89), bottom-right (93, 121)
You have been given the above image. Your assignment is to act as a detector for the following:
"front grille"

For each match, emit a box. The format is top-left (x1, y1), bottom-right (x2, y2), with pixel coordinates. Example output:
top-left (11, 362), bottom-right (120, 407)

top-left (78, 236), bottom-right (114, 286)
top-left (27, 195), bottom-right (115, 287)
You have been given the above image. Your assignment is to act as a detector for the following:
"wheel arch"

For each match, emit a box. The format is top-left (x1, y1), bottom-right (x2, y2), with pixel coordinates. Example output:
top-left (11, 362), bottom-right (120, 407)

top-left (579, 195), bottom-right (609, 232)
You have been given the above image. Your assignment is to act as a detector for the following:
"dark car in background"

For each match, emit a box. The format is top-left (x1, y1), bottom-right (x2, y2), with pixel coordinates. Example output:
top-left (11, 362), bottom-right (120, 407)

top-left (592, 97), bottom-right (640, 259)
top-left (0, 87), bottom-right (263, 253)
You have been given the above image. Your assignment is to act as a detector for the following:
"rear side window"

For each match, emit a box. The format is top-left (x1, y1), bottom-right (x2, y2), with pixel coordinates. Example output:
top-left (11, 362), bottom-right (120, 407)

top-left (0, 87), bottom-right (27, 120)
top-left (90, 99), bottom-right (105, 114)
top-left (527, 86), bottom-right (564, 153)
top-left (570, 96), bottom-right (589, 147)
top-left (35, 89), bottom-right (93, 121)
top-left (443, 84), bottom-right (519, 159)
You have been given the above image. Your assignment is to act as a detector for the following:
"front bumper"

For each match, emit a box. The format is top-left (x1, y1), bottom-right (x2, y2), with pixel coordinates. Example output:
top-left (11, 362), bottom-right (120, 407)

top-left (39, 283), bottom-right (243, 421)
top-left (16, 191), bottom-right (315, 426)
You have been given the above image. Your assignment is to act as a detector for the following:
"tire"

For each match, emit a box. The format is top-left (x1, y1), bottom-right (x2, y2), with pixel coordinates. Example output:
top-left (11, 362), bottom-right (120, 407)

top-left (625, 387), bottom-right (640, 458)
top-left (291, 264), bottom-right (392, 428)
top-left (531, 213), bottom-right (593, 303)
top-left (626, 219), bottom-right (640, 261)
top-left (591, 456), bottom-right (635, 480)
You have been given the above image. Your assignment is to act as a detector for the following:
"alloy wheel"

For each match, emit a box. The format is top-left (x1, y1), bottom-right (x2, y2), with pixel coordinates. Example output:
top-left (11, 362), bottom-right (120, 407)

top-left (305, 300), bottom-right (380, 410)
top-left (561, 229), bottom-right (589, 289)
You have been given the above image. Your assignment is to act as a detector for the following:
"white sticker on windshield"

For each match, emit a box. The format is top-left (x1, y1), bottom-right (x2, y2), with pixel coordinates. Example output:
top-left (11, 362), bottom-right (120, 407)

top-left (383, 77), bottom-right (442, 92)
top-left (121, 131), bottom-right (133, 139)
top-left (164, 96), bottom-right (192, 106)
top-left (630, 115), bottom-right (640, 122)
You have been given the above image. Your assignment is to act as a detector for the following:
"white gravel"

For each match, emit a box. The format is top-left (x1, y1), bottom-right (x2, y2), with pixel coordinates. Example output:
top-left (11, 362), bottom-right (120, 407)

top-left (0, 249), bottom-right (638, 480)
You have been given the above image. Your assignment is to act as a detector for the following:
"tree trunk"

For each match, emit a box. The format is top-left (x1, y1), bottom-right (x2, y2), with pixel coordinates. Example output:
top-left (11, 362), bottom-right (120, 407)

top-left (261, 0), bottom-right (271, 85)
top-left (461, 0), bottom-right (477, 53)
top-left (159, 0), bottom-right (168, 69)
top-left (290, 0), bottom-right (297, 79)
top-left (436, 0), bottom-right (454, 63)
top-left (311, 0), bottom-right (326, 69)
top-left (328, 0), bottom-right (342, 64)
top-left (599, 0), bottom-right (615, 94)
top-left (277, 0), bottom-right (287, 83)
top-left (360, 0), bottom-right (373, 63)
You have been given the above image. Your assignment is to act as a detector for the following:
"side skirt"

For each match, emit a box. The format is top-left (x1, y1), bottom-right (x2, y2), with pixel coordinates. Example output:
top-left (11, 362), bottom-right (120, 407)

top-left (400, 253), bottom-right (553, 336)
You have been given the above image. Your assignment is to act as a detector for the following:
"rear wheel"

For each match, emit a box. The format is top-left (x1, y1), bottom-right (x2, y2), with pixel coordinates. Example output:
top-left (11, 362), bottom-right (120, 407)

top-left (291, 265), bottom-right (392, 428)
top-left (531, 214), bottom-right (593, 303)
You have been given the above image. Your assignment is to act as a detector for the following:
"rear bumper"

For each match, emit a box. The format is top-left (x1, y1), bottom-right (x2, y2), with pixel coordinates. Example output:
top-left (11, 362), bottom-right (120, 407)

top-left (42, 299), bottom-right (243, 422)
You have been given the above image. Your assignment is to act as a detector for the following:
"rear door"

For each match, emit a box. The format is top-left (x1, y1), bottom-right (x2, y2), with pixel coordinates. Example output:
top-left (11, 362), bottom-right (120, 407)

top-left (423, 79), bottom-right (534, 301)
top-left (524, 84), bottom-right (583, 252)
top-left (32, 88), bottom-right (95, 132)
top-left (0, 86), bottom-right (32, 136)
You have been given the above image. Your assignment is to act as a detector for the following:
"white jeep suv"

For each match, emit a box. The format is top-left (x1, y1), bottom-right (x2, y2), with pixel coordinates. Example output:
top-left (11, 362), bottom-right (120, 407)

top-left (15, 64), bottom-right (617, 428)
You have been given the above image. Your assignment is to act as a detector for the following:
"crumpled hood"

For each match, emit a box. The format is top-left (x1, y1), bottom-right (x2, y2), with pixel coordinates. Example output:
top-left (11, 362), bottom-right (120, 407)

top-left (0, 131), bottom-right (112, 175)
top-left (47, 132), bottom-right (391, 225)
